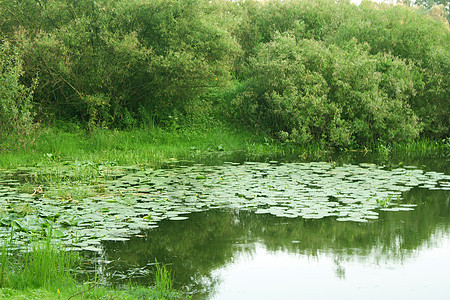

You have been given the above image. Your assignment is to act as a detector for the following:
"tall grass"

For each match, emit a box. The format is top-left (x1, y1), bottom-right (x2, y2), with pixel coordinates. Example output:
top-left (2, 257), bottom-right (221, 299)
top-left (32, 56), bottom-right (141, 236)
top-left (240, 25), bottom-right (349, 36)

top-left (0, 125), bottom-right (281, 170)
top-left (0, 230), bottom-right (12, 288)
top-left (155, 260), bottom-right (174, 297)
top-left (1, 228), bottom-right (80, 293)
top-left (390, 139), bottom-right (449, 158)
top-left (0, 124), bottom-right (447, 171)
top-left (0, 230), bottom-right (186, 299)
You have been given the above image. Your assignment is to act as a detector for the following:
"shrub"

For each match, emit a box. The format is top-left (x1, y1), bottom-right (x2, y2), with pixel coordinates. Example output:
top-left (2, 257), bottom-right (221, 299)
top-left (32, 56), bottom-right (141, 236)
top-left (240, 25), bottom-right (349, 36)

top-left (0, 41), bottom-right (37, 150)
top-left (233, 33), bottom-right (421, 147)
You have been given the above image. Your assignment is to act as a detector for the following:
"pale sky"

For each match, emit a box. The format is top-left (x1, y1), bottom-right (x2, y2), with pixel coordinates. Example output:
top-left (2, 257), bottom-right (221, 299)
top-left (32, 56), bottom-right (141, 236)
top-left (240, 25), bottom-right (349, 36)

top-left (351, 0), bottom-right (396, 4)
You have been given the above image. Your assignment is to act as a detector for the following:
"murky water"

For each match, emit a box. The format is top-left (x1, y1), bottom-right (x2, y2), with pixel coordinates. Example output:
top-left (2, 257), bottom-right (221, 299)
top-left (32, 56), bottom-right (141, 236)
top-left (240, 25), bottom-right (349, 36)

top-left (101, 186), bottom-right (450, 299)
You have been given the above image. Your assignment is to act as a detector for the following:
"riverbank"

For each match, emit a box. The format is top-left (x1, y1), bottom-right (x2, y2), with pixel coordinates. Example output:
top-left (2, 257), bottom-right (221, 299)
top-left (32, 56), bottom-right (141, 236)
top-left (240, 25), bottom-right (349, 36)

top-left (1, 126), bottom-right (448, 170)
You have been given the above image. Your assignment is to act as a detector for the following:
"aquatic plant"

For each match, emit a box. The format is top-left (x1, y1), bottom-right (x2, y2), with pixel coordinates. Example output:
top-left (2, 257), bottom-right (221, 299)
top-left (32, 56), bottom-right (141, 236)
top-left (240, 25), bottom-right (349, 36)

top-left (1, 161), bottom-right (449, 252)
top-left (0, 229), bottom-right (185, 299)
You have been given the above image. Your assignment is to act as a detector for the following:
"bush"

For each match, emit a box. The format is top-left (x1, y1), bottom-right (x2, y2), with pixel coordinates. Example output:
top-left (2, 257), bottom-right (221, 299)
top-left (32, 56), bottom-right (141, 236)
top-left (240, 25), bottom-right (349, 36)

top-left (0, 0), bottom-right (447, 142)
top-left (233, 33), bottom-right (421, 147)
top-left (6, 0), bottom-right (240, 128)
top-left (331, 1), bottom-right (449, 139)
top-left (0, 41), bottom-right (37, 150)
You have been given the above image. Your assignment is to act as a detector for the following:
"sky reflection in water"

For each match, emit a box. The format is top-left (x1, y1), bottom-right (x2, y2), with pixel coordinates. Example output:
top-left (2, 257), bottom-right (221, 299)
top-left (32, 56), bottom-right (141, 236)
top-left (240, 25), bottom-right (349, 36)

top-left (209, 233), bottom-right (450, 300)
top-left (101, 185), bottom-right (450, 299)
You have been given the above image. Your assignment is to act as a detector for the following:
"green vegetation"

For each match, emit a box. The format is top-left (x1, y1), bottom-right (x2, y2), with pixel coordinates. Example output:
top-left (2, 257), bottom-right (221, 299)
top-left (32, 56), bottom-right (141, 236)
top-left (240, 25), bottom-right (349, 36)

top-left (235, 34), bottom-right (420, 146)
top-left (0, 125), bottom-right (324, 169)
top-left (1, 160), bottom-right (448, 252)
top-left (0, 232), bottom-right (184, 299)
top-left (0, 41), bottom-right (37, 151)
top-left (0, 1), bottom-right (448, 296)
top-left (0, 0), bottom-right (448, 152)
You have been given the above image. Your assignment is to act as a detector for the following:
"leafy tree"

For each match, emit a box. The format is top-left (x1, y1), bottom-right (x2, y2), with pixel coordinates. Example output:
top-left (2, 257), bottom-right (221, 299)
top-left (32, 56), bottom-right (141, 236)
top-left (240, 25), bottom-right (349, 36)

top-left (414, 0), bottom-right (449, 21)
top-left (108, 0), bottom-right (241, 124)
top-left (0, 0), bottom-right (447, 144)
top-left (0, 41), bottom-right (37, 150)
top-left (234, 33), bottom-right (420, 147)
top-left (329, 1), bottom-right (449, 139)
top-left (1, 0), bottom-right (240, 129)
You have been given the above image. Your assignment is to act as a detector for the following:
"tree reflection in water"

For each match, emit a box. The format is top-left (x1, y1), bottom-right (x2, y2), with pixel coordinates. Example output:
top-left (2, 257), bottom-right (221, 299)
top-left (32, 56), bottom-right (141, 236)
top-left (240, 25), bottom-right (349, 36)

top-left (99, 187), bottom-right (449, 298)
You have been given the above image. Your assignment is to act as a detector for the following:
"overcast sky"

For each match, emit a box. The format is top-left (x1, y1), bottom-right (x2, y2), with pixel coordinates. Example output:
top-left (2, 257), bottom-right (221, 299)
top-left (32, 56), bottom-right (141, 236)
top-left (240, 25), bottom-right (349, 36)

top-left (351, 0), bottom-right (396, 4)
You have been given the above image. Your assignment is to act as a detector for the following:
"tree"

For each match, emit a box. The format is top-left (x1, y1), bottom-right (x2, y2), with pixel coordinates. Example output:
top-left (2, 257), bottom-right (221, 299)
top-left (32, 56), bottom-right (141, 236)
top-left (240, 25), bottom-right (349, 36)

top-left (1, 0), bottom-right (241, 129)
top-left (413, 0), bottom-right (449, 21)
top-left (233, 33), bottom-right (420, 147)
top-left (0, 41), bottom-right (37, 150)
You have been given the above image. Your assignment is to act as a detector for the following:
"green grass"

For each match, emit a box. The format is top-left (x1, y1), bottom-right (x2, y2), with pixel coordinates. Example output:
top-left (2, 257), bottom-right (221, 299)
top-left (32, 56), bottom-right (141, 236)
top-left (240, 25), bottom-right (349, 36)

top-left (0, 124), bottom-right (326, 170)
top-left (390, 138), bottom-right (449, 158)
top-left (0, 232), bottom-right (186, 299)
top-left (0, 124), bottom-right (447, 171)
top-left (0, 284), bottom-right (184, 300)
top-left (1, 230), bottom-right (79, 297)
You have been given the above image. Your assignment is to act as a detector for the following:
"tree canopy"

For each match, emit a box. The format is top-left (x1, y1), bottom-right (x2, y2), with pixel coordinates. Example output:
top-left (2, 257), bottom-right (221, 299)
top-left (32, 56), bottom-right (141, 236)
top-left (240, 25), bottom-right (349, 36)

top-left (1, 0), bottom-right (448, 148)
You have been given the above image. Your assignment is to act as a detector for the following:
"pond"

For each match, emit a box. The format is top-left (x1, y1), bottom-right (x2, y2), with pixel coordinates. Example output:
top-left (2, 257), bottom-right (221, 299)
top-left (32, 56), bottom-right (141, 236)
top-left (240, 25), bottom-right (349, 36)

top-left (1, 154), bottom-right (449, 298)
top-left (102, 193), bottom-right (450, 299)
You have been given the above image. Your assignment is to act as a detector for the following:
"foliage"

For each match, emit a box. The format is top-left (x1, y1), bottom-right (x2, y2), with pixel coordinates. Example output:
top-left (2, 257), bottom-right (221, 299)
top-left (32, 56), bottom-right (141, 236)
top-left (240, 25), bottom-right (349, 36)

top-left (413, 0), bottom-right (450, 22)
top-left (0, 0), bottom-right (239, 130)
top-left (1, 229), bottom-right (80, 291)
top-left (0, 0), bottom-right (448, 148)
top-left (231, 0), bottom-right (448, 143)
top-left (331, 1), bottom-right (449, 139)
top-left (0, 41), bottom-right (38, 150)
top-left (233, 33), bottom-right (421, 147)
top-left (0, 232), bottom-right (185, 299)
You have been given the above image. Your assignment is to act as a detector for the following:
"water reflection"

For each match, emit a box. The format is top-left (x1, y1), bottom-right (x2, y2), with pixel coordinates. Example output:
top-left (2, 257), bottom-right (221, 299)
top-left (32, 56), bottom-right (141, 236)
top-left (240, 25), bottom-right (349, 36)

top-left (101, 188), bottom-right (449, 299)
top-left (209, 236), bottom-right (450, 300)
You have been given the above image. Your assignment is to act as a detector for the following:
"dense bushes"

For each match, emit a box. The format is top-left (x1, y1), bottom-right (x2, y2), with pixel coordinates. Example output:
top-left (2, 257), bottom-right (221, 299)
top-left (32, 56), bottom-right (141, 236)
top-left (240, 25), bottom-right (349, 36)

top-left (232, 0), bottom-right (448, 144)
top-left (1, 0), bottom-right (239, 129)
top-left (0, 0), bottom-right (448, 148)
top-left (0, 41), bottom-right (37, 149)
top-left (330, 1), bottom-right (449, 139)
top-left (233, 34), bottom-right (420, 147)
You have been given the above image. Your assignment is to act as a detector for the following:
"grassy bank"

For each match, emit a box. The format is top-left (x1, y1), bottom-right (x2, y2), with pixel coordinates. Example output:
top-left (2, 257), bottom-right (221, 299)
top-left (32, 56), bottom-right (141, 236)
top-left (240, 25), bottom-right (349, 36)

top-left (1, 126), bottom-right (447, 171)
top-left (0, 234), bottom-right (184, 299)
top-left (0, 125), bottom-right (330, 169)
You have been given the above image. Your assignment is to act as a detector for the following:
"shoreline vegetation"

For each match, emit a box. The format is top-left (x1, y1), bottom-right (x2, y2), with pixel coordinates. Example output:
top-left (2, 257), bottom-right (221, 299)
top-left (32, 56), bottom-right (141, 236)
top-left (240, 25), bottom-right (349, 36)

top-left (0, 0), bottom-right (448, 298)
top-left (1, 231), bottom-right (185, 299)
top-left (0, 126), bottom-right (448, 170)
top-left (1, 0), bottom-right (448, 154)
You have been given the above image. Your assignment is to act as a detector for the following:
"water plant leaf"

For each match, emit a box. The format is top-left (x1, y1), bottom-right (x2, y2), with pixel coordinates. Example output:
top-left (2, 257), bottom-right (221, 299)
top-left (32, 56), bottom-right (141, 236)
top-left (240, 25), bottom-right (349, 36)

top-left (1, 161), bottom-right (449, 249)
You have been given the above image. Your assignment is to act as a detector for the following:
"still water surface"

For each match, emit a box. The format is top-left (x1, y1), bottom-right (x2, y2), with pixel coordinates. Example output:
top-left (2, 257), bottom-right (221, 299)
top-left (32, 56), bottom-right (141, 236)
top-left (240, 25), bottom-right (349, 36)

top-left (102, 185), bottom-right (450, 299)
top-left (2, 153), bottom-right (448, 298)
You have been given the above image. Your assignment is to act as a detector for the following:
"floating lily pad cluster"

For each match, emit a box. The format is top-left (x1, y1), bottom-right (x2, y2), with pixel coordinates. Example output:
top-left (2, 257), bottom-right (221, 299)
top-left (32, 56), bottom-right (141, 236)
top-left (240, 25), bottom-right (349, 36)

top-left (6, 161), bottom-right (139, 183)
top-left (0, 162), bottom-right (449, 251)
